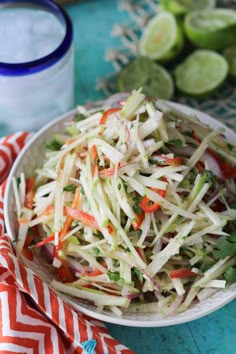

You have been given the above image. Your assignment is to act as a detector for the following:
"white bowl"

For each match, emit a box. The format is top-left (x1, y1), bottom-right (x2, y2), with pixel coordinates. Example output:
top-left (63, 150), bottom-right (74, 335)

top-left (4, 102), bottom-right (236, 327)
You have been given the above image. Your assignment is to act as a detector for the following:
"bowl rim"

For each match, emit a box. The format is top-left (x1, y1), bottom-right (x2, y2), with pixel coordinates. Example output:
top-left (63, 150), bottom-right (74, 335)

top-left (4, 101), bottom-right (236, 327)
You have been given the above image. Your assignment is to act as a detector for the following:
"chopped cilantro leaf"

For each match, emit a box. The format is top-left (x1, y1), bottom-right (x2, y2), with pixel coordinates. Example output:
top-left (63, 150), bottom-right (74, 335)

top-left (92, 247), bottom-right (100, 256)
top-left (133, 195), bottom-right (143, 214)
top-left (227, 143), bottom-right (234, 152)
top-left (71, 220), bottom-right (78, 228)
top-left (133, 267), bottom-right (143, 281)
top-left (63, 184), bottom-right (77, 192)
top-left (118, 278), bottom-right (125, 287)
top-left (205, 170), bottom-right (217, 188)
top-left (75, 114), bottom-right (86, 122)
top-left (183, 131), bottom-right (193, 138)
top-left (113, 259), bottom-right (120, 267)
top-left (168, 139), bottom-right (183, 146)
top-left (107, 271), bottom-right (120, 281)
top-left (15, 177), bottom-right (21, 187)
top-left (199, 260), bottom-right (213, 273)
top-left (148, 157), bottom-right (158, 165)
top-left (45, 139), bottom-right (62, 151)
top-left (28, 227), bottom-right (34, 236)
top-left (213, 232), bottom-right (236, 259)
top-left (224, 267), bottom-right (236, 283)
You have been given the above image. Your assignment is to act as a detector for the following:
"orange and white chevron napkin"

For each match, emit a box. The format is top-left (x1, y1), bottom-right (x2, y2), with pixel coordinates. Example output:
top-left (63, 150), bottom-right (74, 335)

top-left (0, 133), bottom-right (134, 354)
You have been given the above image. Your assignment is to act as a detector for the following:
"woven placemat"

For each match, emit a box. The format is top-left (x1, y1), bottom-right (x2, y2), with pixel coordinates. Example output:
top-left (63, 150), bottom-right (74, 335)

top-left (98, 0), bottom-right (236, 131)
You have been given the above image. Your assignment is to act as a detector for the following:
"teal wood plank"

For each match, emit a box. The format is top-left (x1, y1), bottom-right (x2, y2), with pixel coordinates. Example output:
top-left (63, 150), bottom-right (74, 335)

top-left (107, 301), bottom-right (236, 353)
top-left (67, 0), bottom-right (127, 105)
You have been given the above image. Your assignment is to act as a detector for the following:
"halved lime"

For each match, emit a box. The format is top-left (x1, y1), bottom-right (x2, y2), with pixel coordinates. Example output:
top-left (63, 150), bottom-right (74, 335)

top-left (160, 0), bottom-right (215, 16)
top-left (184, 8), bottom-right (236, 50)
top-left (117, 57), bottom-right (174, 100)
top-left (175, 50), bottom-right (228, 96)
top-left (223, 44), bottom-right (236, 79)
top-left (139, 12), bottom-right (184, 61)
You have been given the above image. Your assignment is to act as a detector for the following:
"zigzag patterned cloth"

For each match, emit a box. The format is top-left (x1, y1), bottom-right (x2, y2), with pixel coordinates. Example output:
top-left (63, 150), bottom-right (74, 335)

top-left (0, 133), bottom-right (134, 354)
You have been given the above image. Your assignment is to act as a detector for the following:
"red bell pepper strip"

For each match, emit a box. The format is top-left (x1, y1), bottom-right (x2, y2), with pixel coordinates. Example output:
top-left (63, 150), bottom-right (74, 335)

top-left (60, 187), bottom-right (81, 239)
top-left (24, 177), bottom-right (35, 209)
top-left (218, 161), bottom-right (236, 179)
top-left (107, 224), bottom-right (114, 234)
top-left (191, 130), bottom-right (201, 144)
top-left (140, 187), bottom-right (167, 213)
top-left (132, 212), bottom-right (144, 230)
top-left (208, 149), bottom-right (236, 179)
top-left (56, 259), bottom-right (75, 283)
top-left (89, 145), bottom-right (97, 177)
top-left (170, 268), bottom-right (197, 279)
top-left (135, 247), bottom-right (147, 263)
top-left (151, 155), bottom-right (183, 166)
top-left (99, 108), bottom-right (121, 125)
top-left (98, 162), bottom-right (121, 178)
top-left (195, 161), bottom-right (205, 174)
top-left (86, 268), bottom-right (104, 277)
top-left (39, 204), bottom-right (54, 216)
top-left (66, 207), bottom-right (101, 231)
top-left (34, 234), bottom-right (55, 248)
top-left (22, 233), bottom-right (34, 261)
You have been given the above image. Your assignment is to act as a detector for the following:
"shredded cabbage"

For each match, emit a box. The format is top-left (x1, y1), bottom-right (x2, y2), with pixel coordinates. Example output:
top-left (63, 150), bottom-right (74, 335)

top-left (13, 90), bottom-right (236, 316)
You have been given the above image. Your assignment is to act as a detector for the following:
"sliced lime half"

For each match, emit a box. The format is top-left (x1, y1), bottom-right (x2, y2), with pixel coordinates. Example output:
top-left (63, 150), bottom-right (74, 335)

top-left (160, 0), bottom-right (215, 15)
top-left (117, 57), bottom-right (174, 100)
top-left (139, 12), bottom-right (184, 61)
top-left (223, 44), bottom-right (236, 79)
top-left (184, 8), bottom-right (236, 50)
top-left (175, 50), bottom-right (228, 97)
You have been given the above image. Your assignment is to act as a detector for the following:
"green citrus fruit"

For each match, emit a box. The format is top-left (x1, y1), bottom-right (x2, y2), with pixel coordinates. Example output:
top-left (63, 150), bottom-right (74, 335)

top-left (175, 50), bottom-right (228, 96)
top-left (160, 0), bottom-right (215, 16)
top-left (139, 12), bottom-right (184, 61)
top-left (117, 57), bottom-right (174, 100)
top-left (184, 8), bottom-right (236, 50)
top-left (223, 44), bottom-right (236, 79)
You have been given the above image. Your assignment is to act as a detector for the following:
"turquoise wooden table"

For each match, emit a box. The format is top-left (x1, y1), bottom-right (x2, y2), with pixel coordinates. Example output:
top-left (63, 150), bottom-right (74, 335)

top-left (65, 1), bottom-right (236, 353)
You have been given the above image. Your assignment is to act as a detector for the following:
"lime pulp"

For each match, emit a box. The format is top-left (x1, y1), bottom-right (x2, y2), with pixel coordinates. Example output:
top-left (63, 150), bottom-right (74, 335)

top-left (139, 12), bottom-right (184, 61)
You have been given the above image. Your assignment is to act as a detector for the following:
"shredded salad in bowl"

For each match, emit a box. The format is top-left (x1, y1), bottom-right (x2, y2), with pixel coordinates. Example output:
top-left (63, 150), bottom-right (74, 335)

top-left (12, 90), bottom-right (236, 317)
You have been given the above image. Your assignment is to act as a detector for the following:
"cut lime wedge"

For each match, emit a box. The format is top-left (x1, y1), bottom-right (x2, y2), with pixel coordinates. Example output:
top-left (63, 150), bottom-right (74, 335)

top-left (223, 44), bottom-right (236, 79)
top-left (160, 0), bottom-right (215, 15)
top-left (184, 8), bottom-right (236, 50)
top-left (117, 57), bottom-right (174, 100)
top-left (139, 12), bottom-right (184, 61)
top-left (175, 50), bottom-right (228, 97)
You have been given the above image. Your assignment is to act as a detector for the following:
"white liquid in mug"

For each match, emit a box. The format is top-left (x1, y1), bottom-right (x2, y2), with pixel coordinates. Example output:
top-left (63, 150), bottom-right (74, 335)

top-left (0, 6), bottom-right (74, 132)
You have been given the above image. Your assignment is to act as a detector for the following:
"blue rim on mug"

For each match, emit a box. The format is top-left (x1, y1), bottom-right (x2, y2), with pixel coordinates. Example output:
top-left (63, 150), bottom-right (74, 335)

top-left (0, 0), bottom-right (73, 76)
